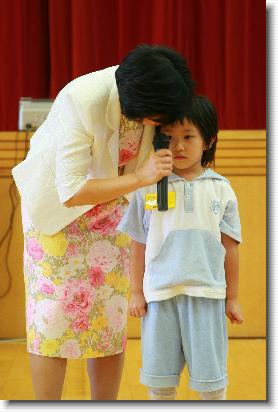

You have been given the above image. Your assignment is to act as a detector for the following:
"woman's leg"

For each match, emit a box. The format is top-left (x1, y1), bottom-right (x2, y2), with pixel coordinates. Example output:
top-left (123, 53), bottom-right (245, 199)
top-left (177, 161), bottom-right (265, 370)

top-left (29, 353), bottom-right (67, 400)
top-left (87, 352), bottom-right (125, 400)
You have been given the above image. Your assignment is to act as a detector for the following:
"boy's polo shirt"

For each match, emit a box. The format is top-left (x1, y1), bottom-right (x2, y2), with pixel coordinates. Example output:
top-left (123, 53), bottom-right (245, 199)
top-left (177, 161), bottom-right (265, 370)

top-left (117, 169), bottom-right (242, 302)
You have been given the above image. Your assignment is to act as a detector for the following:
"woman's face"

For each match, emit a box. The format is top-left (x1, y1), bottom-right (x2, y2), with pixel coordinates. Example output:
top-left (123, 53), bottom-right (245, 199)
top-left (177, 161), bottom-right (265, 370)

top-left (141, 117), bottom-right (161, 126)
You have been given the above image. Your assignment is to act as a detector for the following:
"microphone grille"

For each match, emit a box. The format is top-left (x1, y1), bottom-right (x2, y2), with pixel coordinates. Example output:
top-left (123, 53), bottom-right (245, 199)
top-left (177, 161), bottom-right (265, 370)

top-left (153, 132), bottom-right (169, 151)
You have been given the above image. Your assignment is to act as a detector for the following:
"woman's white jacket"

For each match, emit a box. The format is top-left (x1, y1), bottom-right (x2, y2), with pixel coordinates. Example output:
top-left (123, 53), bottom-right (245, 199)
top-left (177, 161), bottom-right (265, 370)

top-left (12, 65), bottom-right (154, 235)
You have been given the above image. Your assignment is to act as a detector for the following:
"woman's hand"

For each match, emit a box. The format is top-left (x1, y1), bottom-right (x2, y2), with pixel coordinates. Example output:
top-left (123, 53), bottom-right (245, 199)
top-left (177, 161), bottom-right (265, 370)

top-left (134, 149), bottom-right (173, 186)
top-left (129, 291), bottom-right (147, 318)
top-left (225, 298), bottom-right (244, 324)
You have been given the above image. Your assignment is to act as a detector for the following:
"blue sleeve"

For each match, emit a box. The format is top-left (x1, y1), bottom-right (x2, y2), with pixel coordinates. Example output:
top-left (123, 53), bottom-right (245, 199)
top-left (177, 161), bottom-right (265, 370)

top-left (220, 198), bottom-right (242, 243)
top-left (117, 190), bottom-right (148, 244)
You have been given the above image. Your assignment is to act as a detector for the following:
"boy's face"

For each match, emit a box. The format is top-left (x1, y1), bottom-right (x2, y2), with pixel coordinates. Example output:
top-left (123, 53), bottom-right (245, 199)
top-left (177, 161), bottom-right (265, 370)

top-left (161, 119), bottom-right (206, 176)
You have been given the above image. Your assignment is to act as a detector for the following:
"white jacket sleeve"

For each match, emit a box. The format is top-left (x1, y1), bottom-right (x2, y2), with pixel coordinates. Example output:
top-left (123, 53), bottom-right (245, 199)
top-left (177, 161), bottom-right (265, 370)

top-left (55, 93), bottom-right (94, 203)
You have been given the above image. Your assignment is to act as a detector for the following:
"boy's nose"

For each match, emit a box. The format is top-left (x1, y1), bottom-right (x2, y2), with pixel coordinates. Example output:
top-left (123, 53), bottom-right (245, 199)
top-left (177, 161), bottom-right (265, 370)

top-left (174, 140), bottom-right (185, 150)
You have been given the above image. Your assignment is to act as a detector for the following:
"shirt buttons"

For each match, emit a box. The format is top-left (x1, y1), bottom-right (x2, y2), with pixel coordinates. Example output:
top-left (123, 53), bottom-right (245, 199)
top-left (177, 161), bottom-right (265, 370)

top-left (184, 182), bottom-right (194, 213)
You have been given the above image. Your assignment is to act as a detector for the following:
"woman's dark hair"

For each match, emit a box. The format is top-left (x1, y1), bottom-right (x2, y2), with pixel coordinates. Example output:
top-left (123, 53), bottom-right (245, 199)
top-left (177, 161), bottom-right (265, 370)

top-left (184, 95), bottom-right (218, 167)
top-left (115, 44), bottom-right (195, 124)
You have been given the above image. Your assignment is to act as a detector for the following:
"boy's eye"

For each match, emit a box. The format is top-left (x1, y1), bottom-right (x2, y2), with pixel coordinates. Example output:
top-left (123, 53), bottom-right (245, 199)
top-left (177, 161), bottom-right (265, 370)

top-left (184, 135), bottom-right (193, 140)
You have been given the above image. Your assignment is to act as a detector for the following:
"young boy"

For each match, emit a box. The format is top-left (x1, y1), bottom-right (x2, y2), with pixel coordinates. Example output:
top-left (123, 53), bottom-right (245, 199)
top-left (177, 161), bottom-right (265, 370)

top-left (117, 95), bottom-right (244, 401)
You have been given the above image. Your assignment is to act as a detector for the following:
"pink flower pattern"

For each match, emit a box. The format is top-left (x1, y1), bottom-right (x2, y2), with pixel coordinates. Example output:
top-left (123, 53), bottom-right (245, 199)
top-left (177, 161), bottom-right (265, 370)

top-left (104, 295), bottom-right (128, 333)
top-left (118, 125), bottom-right (143, 166)
top-left (38, 278), bottom-right (55, 296)
top-left (119, 149), bottom-right (134, 165)
top-left (66, 222), bottom-right (84, 238)
top-left (60, 340), bottom-right (81, 358)
top-left (66, 243), bottom-right (79, 257)
top-left (26, 298), bottom-right (36, 327)
top-left (32, 336), bottom-right (40, 353)
top-left (22, 114), bottom-right (139, 358)
top-left (71, 314), bottom-right (89, 333)
top-left (87, 204), bottom-right (124, 235)
top-left (58, 279), bottom-right (96, 319)
top-left (96, 329), bottom-right (114, 352)
top-left (88, 266), bottom-right (105, 288)
top-left (122, 335), bottom-right (127, 352)
top-left (27, 238), bottom-right (44, 261)
top-left (88, 240), bottom-right (119, 273)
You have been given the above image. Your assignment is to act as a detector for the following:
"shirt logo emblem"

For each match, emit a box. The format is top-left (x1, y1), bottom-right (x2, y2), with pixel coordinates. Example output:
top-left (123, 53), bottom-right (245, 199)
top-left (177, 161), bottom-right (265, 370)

top-left (210, 200), bottom-right (220, 214)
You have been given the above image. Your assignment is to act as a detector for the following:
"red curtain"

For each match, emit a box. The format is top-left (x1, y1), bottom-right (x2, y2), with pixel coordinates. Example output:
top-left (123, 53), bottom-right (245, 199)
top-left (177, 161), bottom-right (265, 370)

top-left (0, 0), bottom-right (50, 131)
top-left (0, 0), bottom-right (265, 130)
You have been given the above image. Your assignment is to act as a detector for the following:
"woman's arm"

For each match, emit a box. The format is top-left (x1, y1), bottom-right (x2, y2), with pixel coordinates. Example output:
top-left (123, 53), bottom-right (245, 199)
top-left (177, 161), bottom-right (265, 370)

top-left (128, 240), bottom-right (147, 318)
top-left (64, 149), bottom-right (173, 207)
top-left (64, 173), bottom-right (142, 207)
top-left (221, 233), bottom-right (244, 324)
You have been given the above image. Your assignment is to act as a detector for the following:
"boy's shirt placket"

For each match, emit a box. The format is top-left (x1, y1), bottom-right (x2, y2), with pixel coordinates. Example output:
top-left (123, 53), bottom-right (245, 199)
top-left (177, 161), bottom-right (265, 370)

top-left (184, 181), bottom-right (194, 213)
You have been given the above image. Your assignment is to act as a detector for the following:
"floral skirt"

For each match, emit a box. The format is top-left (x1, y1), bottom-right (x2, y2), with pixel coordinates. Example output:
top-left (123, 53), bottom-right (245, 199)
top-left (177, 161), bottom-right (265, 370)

top-left (22, 197), bottom-right (131, 359)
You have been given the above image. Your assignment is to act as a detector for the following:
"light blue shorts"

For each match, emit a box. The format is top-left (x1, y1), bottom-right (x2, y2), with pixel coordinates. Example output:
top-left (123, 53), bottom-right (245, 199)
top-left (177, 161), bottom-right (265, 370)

top-left (140, 294), bottom-right (228, 392)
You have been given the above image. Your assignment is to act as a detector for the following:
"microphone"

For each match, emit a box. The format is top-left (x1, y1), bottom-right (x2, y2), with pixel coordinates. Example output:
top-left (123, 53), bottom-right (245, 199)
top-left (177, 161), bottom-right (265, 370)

top-left (153, 129), bottom-right (170, 211)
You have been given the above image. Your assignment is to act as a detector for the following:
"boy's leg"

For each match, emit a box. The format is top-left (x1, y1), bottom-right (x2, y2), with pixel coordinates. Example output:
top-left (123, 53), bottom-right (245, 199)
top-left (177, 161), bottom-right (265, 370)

top-left (140, 298), bottom-right (185, 399)
top-left (198, 387), bottom-right (227, 400)
top-left (177, 296), bottom-right (228, 395)
top-left (149, 387), bottom-right (177, 400)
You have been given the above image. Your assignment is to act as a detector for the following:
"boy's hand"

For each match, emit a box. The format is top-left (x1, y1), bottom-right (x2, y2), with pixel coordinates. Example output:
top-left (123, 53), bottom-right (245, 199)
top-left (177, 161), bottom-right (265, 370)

top-left (225, 298), bottom-right (244, 324)
top-left (129, 291), bottom-right (147, 318)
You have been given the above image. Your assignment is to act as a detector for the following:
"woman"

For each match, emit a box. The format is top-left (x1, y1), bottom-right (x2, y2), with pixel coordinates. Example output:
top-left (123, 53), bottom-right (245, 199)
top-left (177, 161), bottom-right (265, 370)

top-left (12, 44), bottom-right (194, 400)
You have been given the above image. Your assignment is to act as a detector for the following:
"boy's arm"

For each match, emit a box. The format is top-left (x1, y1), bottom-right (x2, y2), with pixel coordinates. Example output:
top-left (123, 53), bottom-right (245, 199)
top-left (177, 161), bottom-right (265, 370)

top-left (221, 233), bottom-right (244, 324)
top-left (116, 189), bottom-right (148, 317)
top-left (222, 232), bottom-right (239, 300)
top-left (129, 239), bottom-right (147, 318)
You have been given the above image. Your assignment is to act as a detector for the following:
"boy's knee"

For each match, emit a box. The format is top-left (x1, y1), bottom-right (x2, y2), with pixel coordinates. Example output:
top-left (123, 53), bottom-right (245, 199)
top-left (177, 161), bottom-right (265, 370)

top-left (198, 387), bottom-right (227, 400)
top-left (148, 386), bottom-right (177, 400)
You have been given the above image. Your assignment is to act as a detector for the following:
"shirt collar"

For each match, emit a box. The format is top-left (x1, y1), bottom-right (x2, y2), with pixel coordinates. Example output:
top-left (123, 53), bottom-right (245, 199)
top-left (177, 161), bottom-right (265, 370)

top-left (168, 168), bottom-right (229, 183)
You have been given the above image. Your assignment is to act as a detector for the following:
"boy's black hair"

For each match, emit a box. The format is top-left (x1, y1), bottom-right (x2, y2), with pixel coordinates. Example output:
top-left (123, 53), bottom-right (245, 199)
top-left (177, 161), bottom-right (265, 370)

top-left (115, 44), bottom-right (195, 124)
top-left (184, 95), bottom-right (218, 167)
